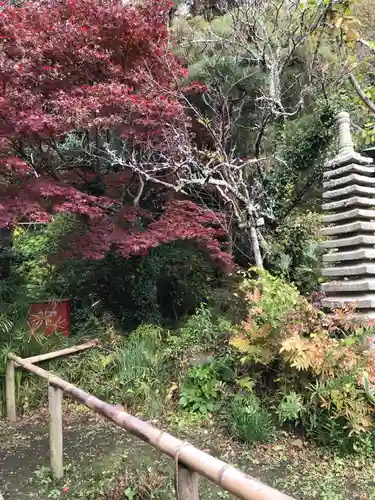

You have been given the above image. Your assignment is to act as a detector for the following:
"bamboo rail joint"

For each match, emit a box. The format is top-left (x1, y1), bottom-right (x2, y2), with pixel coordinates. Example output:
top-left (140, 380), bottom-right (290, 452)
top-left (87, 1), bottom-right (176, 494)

top-left (6, 352), bottom-right (296, 500)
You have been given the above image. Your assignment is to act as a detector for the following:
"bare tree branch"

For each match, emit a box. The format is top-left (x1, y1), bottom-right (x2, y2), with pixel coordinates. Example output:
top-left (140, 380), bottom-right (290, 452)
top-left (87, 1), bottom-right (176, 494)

top-left (349, 73), bottom-right (375, 115)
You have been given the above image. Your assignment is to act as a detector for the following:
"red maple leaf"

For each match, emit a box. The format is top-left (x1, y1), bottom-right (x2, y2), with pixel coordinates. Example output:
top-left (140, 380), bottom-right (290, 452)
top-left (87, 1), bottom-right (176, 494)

top-left (0, 0), bottom-right (231, 268)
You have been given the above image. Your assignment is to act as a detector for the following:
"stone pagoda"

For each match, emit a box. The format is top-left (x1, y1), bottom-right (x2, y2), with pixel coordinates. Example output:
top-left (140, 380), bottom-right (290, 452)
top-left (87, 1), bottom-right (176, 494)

top-left (321, 111), bottom-right (375, 317)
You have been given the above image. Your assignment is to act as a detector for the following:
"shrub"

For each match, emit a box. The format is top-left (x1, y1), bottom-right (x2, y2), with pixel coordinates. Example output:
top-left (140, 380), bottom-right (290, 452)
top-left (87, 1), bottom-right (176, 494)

top-left (231, 394), bottom-right (276, 444)
top-left (230, 268), bottom-right (299, 364)
top-left (117, 324), bottom-right (164, 383)
top-left (0, 308), bottom-right (125, 414)
top-left (302, 406), bottom-right (375, 455)
top-left (209, 274), bottom-right (250, 324)
top-left (55, 340), bottom-right (123, 404)
top-left (167, 304), bottom-right (233, 359)
top-left (240, 268), bottom-right (299, 329)
top-left (266, 211), bottom-right (324, 295)
top-left (12, 220), bottom-right (223, 329)
top-left (179, 362), bottom-right (221, 414)
top-left (277, 391), bottom-right (304, 425)
top-left (229, 269), bottom-right (375, 452)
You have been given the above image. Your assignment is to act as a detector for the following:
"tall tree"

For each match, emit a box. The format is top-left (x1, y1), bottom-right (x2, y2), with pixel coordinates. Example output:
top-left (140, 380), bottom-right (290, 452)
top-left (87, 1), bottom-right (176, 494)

top-left (0, 0), bottom-right (230, 266)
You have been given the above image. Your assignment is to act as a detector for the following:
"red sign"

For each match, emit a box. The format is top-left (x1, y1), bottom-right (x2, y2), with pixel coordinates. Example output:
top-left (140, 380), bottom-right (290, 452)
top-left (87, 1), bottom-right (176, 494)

top-left (28, 299), bottom-right (71, 336)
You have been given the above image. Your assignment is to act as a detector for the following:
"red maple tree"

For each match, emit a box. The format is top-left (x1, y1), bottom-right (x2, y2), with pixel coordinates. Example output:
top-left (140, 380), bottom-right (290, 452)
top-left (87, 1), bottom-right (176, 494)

top-left (0, 0), bottom-right (230, 266)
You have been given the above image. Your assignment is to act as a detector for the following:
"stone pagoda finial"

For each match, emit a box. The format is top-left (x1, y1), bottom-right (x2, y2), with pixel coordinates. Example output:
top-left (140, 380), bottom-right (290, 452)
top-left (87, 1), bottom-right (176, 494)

top-left (336, 111), bottom-right (354, 155)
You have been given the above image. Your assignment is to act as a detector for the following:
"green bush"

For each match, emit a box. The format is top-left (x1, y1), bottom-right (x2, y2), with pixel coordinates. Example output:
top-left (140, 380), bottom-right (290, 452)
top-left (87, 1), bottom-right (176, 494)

top-left (266, 211), bottom-right (324, 295)
top-left (302, 407), bottom-right (375, 455)
top-left (0, 303), bottom-right (124, 414)
top-left (12, 217), bottom-right (76, 301)
top-left (300, 376), bottom-right (374, 454)
top-left (179, 362), bottom-right (222, 414)
top-left (167, 304), bottom-right (233, 359)
top-left (277, 391), bottom-right (304, 425)
top-left (1, 322), bottom-right (166, 416)
top-left (12, 220), bottom-right (223, 330)
top-left (230, 269), bottom-right (375, 453)
top-left (263, 100), bottom-right (336, 222)
top-left (231, 394), bottom-right (276, 444)
top-left (209, 274), bottom-right (249, 324)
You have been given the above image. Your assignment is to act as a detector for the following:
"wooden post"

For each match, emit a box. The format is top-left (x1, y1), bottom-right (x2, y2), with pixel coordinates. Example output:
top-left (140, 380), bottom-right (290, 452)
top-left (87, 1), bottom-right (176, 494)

top-left (6, 360), bottom-right (16, 422)
top-left (176, 464), bottom-right (199, 500)
top-left (24, 339), bottom-right (98, 365)
top-left (9, 352), bottom-right (296, 500)
top-left (48, 384), bottom-right (63, 479)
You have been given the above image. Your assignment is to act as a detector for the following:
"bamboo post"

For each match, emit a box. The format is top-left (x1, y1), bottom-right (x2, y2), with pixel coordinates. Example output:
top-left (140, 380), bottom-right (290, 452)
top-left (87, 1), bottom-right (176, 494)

top-left (5, 360), bottom-right (16, 422)
top-left (48, 384), bottom-right (63, 479)
top-left (9, 353), bottom-right (295, 500)
top-left (177, 464), bottom-right (199, 500)
top-left (24, 339), bottom-right (98, 365)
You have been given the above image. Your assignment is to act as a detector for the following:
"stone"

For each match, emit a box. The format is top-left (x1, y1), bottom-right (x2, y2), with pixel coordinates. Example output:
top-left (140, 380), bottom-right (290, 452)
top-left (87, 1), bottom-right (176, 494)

top-left (322, 263), bottom-right (375, 277)
top-left (321, 112), bottom-right (375, 317)
top-left (322, 279), bottom-right (375, 293)
top-left (323, 248), bottom-right (375, 262)
top-left (322, 197), bottom-right (375, 211)
top-left (324, 151), bottom-right (372, 169)
top-left (322, 294), bottom-right (375, 309)
top-left (323, 209), bottom-right (375, 223)
top-left (323, 173), bottom-right (375, 190)
top-left (360, 310), bottom-right (375, 318)
top-left (323, 163), bottom-right (375, 179)
top-left (322, 235), bottom-right (375, 249)
top-left (321, 221), bottom-right (375, 236)
top-left (336, 112), bottom-right (354, 155)
top-left (322, 184), bottom-right (375, 199)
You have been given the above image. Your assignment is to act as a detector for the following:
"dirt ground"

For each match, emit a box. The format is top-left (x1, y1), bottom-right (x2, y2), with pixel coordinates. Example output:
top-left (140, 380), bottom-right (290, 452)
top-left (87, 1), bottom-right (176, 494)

top-left (0, 405), bottom-right (374, 500)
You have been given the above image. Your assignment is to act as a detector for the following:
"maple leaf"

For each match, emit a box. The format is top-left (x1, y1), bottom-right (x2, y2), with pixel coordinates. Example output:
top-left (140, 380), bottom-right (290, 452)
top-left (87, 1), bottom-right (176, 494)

top-left (0, 0), bottom-right (230, 267)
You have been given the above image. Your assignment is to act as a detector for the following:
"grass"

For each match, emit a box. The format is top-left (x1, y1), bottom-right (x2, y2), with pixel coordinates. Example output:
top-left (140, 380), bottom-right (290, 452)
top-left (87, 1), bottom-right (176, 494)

top-left (116, 325), bottom-right (170, 417)
top-left (1, 314), bottom-right (375, 499)
top-left (231, 394), bottom-right (276, 445)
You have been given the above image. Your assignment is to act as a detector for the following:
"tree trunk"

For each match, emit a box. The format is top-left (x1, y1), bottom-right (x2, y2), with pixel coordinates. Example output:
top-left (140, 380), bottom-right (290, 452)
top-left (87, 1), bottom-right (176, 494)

top-left (250, 227), bottom-right (263, 268)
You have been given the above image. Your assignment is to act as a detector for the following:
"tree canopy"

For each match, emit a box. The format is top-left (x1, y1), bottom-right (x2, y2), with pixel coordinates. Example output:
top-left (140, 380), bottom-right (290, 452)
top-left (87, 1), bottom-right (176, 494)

top-left (1, 0), bottom-right (375, 268)
top-left (0, 0), bottom-right (230, 265)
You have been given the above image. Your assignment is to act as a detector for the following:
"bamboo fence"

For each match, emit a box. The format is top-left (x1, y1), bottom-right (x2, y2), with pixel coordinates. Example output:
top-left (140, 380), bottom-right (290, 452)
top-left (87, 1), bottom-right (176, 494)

top-left (5, 351), bottom-right (296, 500)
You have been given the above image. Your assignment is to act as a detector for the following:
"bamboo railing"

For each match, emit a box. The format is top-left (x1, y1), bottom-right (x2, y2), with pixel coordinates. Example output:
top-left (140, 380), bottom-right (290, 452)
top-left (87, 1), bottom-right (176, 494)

top-left (5, 350), bottom-right (296, 500)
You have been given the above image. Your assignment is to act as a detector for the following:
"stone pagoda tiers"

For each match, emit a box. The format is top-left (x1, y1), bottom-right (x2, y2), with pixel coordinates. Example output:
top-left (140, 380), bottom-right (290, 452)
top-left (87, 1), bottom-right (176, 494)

top-left (321, 111), bottom-right (375, 317)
